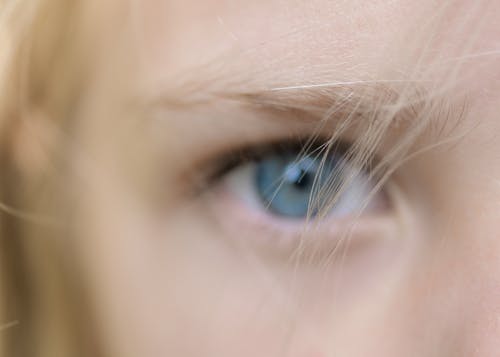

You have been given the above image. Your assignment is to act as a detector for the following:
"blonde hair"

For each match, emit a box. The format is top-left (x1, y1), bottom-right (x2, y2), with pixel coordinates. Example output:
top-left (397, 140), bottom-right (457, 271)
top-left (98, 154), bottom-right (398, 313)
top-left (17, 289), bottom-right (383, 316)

top-left (0, 1), bottom-right (100, 356)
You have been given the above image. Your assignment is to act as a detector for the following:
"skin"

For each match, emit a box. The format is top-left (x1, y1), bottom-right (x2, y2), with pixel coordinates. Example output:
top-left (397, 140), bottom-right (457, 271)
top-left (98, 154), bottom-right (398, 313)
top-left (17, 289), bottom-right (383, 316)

top-left (66, 0), bottom-right (500, 356)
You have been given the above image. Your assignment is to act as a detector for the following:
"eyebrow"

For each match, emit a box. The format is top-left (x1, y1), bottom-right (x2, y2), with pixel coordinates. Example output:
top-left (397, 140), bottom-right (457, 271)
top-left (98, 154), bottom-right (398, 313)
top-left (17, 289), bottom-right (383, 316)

top-left (147, 78), bottom-right (465, 134)
top-left (219, 82), bottom-right (407, 117)
top-left (152, 79), bottom-right (420, 109)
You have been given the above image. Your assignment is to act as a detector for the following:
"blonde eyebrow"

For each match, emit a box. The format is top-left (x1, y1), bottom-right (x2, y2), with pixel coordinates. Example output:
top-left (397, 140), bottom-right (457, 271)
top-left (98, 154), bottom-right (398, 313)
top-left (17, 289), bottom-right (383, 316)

top-left (146, 77), bottom-right (465, 135)
top-left (212, 82), bottom-right (437, 127)
top-left (152, 79), bottom-right (421, 110)
top-left (222, 84), bottom-right (400, 114)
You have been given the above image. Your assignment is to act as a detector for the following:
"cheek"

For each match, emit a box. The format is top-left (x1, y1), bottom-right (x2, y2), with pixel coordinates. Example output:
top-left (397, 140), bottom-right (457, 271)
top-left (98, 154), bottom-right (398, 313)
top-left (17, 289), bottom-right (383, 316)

top-left (80, 200), bottom-right (302, 357)
top-left (77, 173), bottom-right (417, 357)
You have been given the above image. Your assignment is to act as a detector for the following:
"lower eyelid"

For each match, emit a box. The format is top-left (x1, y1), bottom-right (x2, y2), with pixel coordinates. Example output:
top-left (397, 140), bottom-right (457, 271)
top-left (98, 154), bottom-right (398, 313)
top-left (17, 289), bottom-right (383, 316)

top-left (204, 181), bottom-right (399, 260)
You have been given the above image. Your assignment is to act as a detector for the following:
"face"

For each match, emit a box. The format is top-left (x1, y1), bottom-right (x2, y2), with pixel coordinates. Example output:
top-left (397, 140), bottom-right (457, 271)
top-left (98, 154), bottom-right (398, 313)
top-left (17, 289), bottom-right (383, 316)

top-left (71, 0), bottom-right (500, 356)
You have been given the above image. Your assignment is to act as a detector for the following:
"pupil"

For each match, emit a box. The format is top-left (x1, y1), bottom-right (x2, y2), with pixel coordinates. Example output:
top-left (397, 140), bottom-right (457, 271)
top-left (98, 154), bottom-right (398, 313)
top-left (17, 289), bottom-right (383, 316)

top-left (284, 165), bottom-right (311, 189)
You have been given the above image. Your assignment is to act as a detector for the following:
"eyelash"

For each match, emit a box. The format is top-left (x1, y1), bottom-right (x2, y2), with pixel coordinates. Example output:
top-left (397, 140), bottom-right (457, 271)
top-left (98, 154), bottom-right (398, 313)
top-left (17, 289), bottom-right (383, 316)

top-left (204, 138), bottom-right (354, 186)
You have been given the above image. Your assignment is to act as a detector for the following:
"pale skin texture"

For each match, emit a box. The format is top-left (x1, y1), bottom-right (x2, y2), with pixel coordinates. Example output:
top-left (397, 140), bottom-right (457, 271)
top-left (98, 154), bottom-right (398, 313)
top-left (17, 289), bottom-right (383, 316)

top-left (68, 0), bottom-right (500, 356)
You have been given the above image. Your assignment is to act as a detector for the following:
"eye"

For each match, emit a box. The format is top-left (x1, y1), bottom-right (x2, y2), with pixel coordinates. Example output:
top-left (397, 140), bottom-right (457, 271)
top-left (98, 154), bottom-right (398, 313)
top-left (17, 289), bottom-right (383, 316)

top-left (218, 141), bottom-right (386, 221)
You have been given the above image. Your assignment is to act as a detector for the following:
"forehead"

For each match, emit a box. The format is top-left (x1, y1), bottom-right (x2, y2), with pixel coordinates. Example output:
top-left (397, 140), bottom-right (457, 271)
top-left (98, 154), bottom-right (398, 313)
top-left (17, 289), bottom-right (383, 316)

top-left (131, 0), bottom-right (412, 85)
top-left (126, 0), bottom-right (497, 87)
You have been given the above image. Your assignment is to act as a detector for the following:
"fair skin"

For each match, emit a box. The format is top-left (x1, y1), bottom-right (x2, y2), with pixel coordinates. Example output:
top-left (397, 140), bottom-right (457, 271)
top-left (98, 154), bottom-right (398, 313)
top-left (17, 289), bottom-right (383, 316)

top-left (69, 0), bottom-right (500, 356)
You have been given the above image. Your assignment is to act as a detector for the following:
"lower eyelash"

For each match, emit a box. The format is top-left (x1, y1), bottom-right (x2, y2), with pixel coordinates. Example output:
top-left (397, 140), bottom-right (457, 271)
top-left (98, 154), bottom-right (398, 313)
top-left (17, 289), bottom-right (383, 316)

top-left (206, 177), bottom-right (395, 259)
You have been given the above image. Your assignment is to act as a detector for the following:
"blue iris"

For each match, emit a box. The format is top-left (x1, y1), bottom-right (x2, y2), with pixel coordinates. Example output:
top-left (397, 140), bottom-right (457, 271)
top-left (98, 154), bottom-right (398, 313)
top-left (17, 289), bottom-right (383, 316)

top-left (255, 152), bottom-right (342, 218)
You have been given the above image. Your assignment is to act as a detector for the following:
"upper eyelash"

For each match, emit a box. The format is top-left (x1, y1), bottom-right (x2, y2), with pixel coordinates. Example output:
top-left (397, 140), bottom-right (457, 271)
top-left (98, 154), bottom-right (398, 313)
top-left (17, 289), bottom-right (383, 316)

top-left (186, 133), bottom-right (384, 201)
top-left (205, 138), bottom-right (353, 185)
